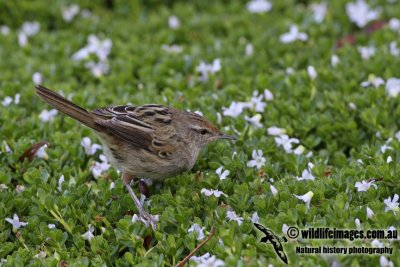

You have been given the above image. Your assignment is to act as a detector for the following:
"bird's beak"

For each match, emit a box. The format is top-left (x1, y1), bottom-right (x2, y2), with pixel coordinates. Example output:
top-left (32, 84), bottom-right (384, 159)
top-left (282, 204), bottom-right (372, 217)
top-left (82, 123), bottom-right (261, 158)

top-left (218, 133), bottom-right (236, 141)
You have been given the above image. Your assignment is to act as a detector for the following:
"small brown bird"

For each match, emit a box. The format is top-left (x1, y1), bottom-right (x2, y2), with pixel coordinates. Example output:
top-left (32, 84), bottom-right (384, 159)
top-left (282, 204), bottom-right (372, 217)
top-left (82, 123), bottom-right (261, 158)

top-left (35, 85), bottom-right (235, 229)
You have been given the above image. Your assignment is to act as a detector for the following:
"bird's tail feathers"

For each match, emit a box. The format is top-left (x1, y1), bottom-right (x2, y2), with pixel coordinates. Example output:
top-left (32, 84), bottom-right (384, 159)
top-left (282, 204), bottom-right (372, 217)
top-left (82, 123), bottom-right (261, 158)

top-left (35, 84), bottom-right (99, 130)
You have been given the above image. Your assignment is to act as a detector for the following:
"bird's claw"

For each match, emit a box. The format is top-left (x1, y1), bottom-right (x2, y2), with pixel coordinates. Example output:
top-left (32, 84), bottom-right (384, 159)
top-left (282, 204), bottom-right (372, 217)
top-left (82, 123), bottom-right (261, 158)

top-left (139, 211), bottom-right (159, 230)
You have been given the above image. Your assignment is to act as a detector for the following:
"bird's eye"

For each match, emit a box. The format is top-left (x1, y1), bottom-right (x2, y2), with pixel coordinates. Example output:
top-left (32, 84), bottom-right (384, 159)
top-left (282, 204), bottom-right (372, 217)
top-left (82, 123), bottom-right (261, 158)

top-left (200, 129), bottom-right (209, 135)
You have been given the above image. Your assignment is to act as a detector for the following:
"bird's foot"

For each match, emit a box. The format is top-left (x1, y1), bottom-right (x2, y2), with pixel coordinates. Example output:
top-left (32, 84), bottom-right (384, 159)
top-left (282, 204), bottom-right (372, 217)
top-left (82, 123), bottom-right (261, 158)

top-left (137, 209), bottom-right (159, 231)
top-left (124, 180), bottom-right (158, 230)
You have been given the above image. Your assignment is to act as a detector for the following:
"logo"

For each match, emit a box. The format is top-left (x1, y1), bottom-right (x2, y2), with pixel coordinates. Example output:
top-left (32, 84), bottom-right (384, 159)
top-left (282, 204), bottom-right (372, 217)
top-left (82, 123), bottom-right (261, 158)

top-left (254, 223), bottom-right (288, 264)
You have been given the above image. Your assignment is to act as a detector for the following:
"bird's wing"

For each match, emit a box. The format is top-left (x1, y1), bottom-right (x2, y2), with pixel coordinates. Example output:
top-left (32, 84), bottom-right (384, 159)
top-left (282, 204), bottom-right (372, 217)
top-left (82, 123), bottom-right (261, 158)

top-left (254, 223), bottom-right (276, 237)
top-left (254, 223), bottom-right (268, 233)
top-left (272, 243), bottom-right (288, 264)
top-left (93, 105), bottom-right (179, 156)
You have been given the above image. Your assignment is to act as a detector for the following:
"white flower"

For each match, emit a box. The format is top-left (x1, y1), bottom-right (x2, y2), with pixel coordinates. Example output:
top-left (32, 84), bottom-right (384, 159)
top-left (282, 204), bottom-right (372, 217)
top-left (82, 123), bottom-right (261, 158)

top-left (18, 32), bottom-right (29, 48)
top-left (81, 224), bottom-right (95, 241)
top-left (222, 102), bottom-right (244, 118)
top-left (201, 188), bottom-right (227, 197)
top-left (2, 96), bottom-right (13, 107)
top-left (384, 194), bottom-right (400, 214)
top-left (48, 224), bottom-right (56, 229)
top-left (226, 210), bottom-right (243, 225)
top-left (264, 89), bottom-right (274, 101)
top-left (87, 35), bottom-right (112, 61)
top-left (286, 67), bottom-right (295, 75)
top-left (245, 43), bottom-right (254, 56)
top-left (282, 224), bottom-right (289, 235)
top-left (389, 18), bottom-right (400, 32)
top-left (32, 72), bottom-right (43, 84)
top-left (307, 65), bottom-right (317, 80)
top-left (191, 253), bottom-right (225, 267)
top-left (358, 46), bottom-right (375, 60)
top-left (81, 9), bottom-right (92, 18)
top-left (249, 91), bottom-right (266, 112)
top-left (354, 180), bottom-right (377, 192)
top-left (0, 184), bottom-right (9, 190)
top-left (245, 114), bottom-right (263, 129)
top-left (16, 185), bottom-right (25, 193)
top-left (3, 141), bottom-right (12, 154)
top-left (72, 35), bottom-right (112, 78)
top-left (196, 59), bottom-right (221, 82)
top-left (216, 166), bottom-right (230, 180)
top-left (188, 223), bottom-right (205, 240)
top-left (34, 251), bottom-right (46, 259)
top-left (90, 154), bottom-right (110, 179)
top-left (62, 4), bottom-right (80, 22)
top-left (371, 239), bottom-right (383, 248)
top-left (355, 218), bottom-right (361, 228)
top-left (14, 94), bottom-right (20, 104)
top-left (0, 25), bottom-right (10, 35)
top-left (386, 78), bottom-right (400, 98)
top-left (280, 25), bottom-right (308, 43)
top-left (294, 191), bottom-right (314, 209)
top-left (131, 214), bottom-right (140, 224)
top-left (250, 211), bottom-right (259, 224)
top-left (310, 2), bottom-right (327, 23)
top-left (293, 145), bottom-right (305, 155)
top-left (361, 76), bottom-right (385, 88)
top-left (275, 135), bottom-right (300, 153)
top-left (168, 15), bottom-right (180, 29)
top-left (267, 126), bottom-right (286, 136)
top-left (331, 54), bottom-right (340, 67)
top-left (380, 256), bottom-right (394, 267)
top-left (246, 0), bottom-right (272, 13)
top-left (39, 109), bottom-right (58, 122)
top-left (21, 21), bottom-right (40, 36)
top-left (58, 175), bottom-right (65, 192)
top-left (35, 144), bottom-right (48, 159)
top-left (270, 185), bottom-right (278, 196)
top-left (161, 44), bottom-right (183, 54)
top-left (380, 143), bottom-right (393, 153)
top-left (247, 149), bottom-right (266, 169)
top-left (5, 214), bottom-right (28, 232)
top-left (346, 0), bottom-right (380, 28)
top-left (395, 130), bottom-right (400, 142)
top-left (387, 156), bottom-right (393, 163)
top-left (366, 207), bottom-right (374, 218)
top-left (296, 168), bottom-right (315, 181)
top-left (85, 61), bottom-right (110, 77)
top-left (81, 137), bottom-right (102, 155)
top-left (110, 182), bottom-right (115, 190)
top-left (389, 41), bottom-right (399, 56)
top-left (216, 112), bottom-right (222, 124)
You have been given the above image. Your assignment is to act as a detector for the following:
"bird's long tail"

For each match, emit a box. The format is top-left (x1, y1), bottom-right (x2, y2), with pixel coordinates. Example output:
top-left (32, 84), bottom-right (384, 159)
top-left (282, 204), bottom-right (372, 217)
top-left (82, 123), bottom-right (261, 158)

top-left (35, 84), bottom-right (100, 130)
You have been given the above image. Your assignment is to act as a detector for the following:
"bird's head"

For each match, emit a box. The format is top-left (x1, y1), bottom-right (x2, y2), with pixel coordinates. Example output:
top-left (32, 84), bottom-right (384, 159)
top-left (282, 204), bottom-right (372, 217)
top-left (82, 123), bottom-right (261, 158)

top-left (186, 112), bottom-right (236, 147)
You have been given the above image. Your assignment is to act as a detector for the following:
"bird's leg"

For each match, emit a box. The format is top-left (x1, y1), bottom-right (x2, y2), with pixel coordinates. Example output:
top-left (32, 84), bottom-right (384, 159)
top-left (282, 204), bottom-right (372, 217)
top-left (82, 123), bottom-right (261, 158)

top-left (123, 173), bottom-right (158, 230)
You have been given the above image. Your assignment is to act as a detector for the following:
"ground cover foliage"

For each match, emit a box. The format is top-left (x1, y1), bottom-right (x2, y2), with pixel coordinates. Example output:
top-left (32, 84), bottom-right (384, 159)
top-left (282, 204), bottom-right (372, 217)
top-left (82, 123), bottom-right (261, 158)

top-left (1, 0), bottom-right (400, 266)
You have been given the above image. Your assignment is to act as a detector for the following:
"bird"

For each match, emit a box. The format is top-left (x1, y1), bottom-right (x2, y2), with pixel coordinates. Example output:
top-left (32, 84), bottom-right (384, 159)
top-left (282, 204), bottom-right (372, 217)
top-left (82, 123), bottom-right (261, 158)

top-left (254, 223), bottom-right (288, 264)
top-left (35, 85), bottom-right (235, 230)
